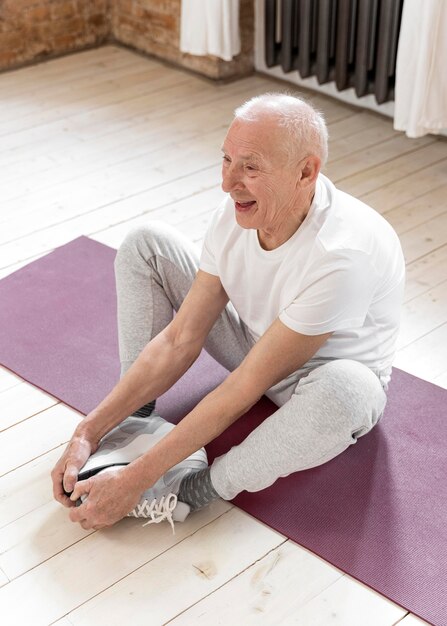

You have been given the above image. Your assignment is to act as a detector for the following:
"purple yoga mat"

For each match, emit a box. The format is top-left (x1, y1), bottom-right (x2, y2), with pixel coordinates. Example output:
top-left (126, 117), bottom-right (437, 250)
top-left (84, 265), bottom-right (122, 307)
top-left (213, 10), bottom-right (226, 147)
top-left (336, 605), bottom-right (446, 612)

top-left (1, 236), bottom-right (446, 626)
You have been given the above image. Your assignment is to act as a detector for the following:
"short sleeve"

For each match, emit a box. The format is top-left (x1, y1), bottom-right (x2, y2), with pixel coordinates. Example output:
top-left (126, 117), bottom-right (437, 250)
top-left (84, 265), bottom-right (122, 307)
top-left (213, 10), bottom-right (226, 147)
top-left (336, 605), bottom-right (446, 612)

top-left (279, 250), bottom-right (379, 335)
top-left (199, 203), bottom-right (225, 276)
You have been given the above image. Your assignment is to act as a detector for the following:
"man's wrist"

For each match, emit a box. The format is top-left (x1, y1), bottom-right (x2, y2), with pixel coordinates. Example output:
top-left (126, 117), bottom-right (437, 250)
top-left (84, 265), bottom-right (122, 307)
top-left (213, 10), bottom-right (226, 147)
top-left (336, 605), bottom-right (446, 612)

top-left (74, 414), bottom-right (102, 446)
top-left (123, 453), bottom-right (160, 494)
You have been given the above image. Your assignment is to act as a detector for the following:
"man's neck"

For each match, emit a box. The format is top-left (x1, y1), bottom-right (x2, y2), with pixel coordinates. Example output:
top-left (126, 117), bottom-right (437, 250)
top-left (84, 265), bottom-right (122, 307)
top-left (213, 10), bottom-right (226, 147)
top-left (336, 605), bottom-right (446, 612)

top-left (257, 188), bottom-right (316, 251)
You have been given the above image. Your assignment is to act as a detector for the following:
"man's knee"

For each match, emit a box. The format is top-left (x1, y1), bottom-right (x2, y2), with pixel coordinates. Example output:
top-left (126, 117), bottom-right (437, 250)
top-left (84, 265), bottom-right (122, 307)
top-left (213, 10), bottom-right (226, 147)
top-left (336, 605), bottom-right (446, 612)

top-left (115, 221), bottom-right (172, 268)
top-left (298, 359), bottom-right (387, 438)
top-left (115, 221), bottom-right (199, 277)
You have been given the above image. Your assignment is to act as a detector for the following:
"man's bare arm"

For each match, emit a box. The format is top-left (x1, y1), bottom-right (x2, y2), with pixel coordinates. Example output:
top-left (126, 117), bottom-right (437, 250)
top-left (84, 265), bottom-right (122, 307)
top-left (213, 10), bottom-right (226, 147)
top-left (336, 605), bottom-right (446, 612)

top-left (77, 270), bottom-right (230, 443)
top-left (52, 270), bottom-right (229, 503)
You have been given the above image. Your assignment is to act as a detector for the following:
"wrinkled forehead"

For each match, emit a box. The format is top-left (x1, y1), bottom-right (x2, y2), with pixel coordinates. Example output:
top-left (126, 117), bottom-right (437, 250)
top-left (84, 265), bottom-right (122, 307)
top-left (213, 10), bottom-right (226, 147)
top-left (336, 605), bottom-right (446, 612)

top-left (221, 117), bottom-right (290, 164)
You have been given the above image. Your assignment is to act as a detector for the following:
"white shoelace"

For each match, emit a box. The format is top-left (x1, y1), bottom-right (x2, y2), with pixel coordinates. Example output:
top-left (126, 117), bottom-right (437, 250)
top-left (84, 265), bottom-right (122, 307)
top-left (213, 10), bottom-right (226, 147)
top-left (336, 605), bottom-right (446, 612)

top-left (128, 493), bottom-right (178, 534)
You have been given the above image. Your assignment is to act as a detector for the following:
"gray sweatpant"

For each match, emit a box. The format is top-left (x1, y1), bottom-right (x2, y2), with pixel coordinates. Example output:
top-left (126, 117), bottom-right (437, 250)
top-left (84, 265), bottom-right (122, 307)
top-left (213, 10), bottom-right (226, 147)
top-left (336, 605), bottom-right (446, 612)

top-left (114, 221), bottom-right (388, 501)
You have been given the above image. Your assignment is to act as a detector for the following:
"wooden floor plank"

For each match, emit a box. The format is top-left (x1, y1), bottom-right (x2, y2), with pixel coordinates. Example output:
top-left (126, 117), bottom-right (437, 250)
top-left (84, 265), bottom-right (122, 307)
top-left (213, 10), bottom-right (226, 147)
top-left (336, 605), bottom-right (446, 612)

top-left (337, 141), bottom-right (447, 198)
top-left (59, 509), bottom-right (286, 626)
top-left (168, 550), bottom-right (406, 626)
top-left (433, 370), bottom-right (447, 389)
top-left (91, 186), bottom-right (223, 250)
top-left (0, 404), bottom-right (81, 477)
top-left (359, 161), bottom-right (447, 215)
top-left (0, 56), bottom-right (155, 122)
top-left (398, 614), bottom-right (433, 626)
top-left (398, 280), bottom-right (447, 350)
top-left (384, 184), bottom-right (447, 235)
top-left (0, 567), bottom-right (8, 587)
top-left (0, 143), bottom-right (223, 268)
top-left (0, 252), bottom-right (47, 280)
top-left (1, 128), bottom-right (220, 234)
top-left (0, 57), bottom-right (164, 120)
top-left (1, 87), bottom-right (224, 190)
top-left (263, 574), bottom-right (405, 626)
top-left (0, 367), bottom-right (22, 393)
top-left (0, 500), bottom-right (94, 580)
top-left (0, 80), bottom-right (269, 228)
top-left (310, 93), bottom-right (359, 124)
top-left (0, 76), bottom-right (265, 200)
top-left (325, 135), bottom-right (434, 183)
top-left (166, 542), bottom-right (343, 624)
top-left (0, 46), bottom-right (134, 94)
top-left (326, 111), bottom-right (396, 142)
top-left (403, 245), bottom-right (447, 302)
top-left (0, 73), bottom-right (197, 155)
top-left (0, 444), bottom-right (67, 529)
top-left (0, 383), bottom-right (58, 432)
top-left (394, 323), bottom-right (447, 381)
top-left (0, 501), bottom-right (233, 626)
top-left (0, 74), bottom-right (267, 154)
top-left (179, 210), bottom-right (215, 244)
top-left (0, 68), bottom-right (195, 139)
top-left (399, 211), bottom-right (447, 264)
top-left (0, 160), bottom-right (224, 270)
top-left (328, 120), bottom-right (399, 163)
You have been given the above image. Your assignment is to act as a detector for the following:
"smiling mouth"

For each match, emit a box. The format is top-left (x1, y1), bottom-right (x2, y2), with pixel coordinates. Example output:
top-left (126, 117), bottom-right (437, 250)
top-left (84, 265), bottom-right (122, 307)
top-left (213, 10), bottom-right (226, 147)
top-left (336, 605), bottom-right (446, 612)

top-left (235, 200), bottom-right (256, 212)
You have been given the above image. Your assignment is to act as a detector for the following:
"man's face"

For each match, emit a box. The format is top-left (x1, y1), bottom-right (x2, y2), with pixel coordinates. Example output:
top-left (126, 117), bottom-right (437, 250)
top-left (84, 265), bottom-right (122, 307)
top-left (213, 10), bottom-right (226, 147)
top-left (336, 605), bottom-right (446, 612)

top-left (221, 117), bottom-right (302, 233)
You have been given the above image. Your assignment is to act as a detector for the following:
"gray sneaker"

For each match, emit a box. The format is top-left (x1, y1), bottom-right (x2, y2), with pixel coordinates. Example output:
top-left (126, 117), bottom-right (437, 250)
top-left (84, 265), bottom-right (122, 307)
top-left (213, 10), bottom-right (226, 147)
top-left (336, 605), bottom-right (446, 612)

top-left (77, 413), bottom-right (208, 533)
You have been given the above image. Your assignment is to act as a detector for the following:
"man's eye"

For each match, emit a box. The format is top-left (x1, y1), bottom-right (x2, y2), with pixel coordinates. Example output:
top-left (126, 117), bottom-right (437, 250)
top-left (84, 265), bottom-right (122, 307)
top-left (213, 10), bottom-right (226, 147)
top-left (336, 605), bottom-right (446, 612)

top-left (222, 155), bottom-right (231, 163)
top-left (245, 165), bottom-right (256, 172)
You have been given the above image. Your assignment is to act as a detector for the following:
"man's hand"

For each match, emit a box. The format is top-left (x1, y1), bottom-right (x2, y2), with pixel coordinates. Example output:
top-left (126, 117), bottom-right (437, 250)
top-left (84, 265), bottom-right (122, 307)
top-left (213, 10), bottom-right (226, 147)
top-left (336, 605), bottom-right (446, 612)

top-left (68, 467), bottom-right (144, 530)
top-left (51, 434), bottom-right (96, 507)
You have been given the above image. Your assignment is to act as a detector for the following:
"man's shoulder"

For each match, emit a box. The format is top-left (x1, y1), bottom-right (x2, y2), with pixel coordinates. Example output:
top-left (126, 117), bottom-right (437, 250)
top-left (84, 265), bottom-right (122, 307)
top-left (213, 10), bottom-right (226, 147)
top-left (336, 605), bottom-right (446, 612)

top-left (317, 177), bottom-right (401, 258)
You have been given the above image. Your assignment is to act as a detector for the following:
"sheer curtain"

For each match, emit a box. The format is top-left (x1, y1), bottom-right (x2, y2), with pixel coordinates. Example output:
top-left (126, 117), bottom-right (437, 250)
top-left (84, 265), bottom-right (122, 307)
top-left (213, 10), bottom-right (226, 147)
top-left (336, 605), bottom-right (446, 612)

top-left (394, 0), bottom-right (447, 138)
top-left (180, 0), bottom-right (241, 62)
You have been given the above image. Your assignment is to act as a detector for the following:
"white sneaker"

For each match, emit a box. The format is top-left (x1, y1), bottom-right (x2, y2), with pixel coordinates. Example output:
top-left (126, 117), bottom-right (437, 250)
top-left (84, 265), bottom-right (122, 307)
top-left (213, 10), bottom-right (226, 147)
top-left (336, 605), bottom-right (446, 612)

top-left (77, 413), bottom-right (207, 533)
top-left (97, 463), bottom-right (196, 533)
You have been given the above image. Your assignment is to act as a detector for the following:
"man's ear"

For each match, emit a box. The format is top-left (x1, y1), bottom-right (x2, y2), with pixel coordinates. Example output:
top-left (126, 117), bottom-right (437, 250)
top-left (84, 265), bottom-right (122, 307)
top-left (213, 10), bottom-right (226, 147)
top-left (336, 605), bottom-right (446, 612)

top-left (297, 155), bottom-right (321, 188)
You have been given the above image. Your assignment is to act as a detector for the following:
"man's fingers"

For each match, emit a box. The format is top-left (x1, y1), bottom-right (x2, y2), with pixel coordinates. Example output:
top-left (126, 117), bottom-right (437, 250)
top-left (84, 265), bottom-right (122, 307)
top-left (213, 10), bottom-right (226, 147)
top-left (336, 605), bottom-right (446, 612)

top-left (68, 503), bottom-right (103, 530)
top-left (63, 464), bottom-right (80, 493)
top-left (52, 470), bottom-right (65, 501)
top-left (54, 485), bottom-right (76, 508)
top-left (52, 467), bottom-right (75, 507)
top-left (69, 505), bottom-right (85, 524)
top-left (70, 479), bottom-right (90, 503)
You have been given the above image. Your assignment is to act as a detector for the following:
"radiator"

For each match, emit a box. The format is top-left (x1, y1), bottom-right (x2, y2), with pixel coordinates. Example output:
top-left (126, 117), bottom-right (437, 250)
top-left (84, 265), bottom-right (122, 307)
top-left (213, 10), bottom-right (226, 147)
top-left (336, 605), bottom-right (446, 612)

top-left (265, 0), bottom-right (404, 104)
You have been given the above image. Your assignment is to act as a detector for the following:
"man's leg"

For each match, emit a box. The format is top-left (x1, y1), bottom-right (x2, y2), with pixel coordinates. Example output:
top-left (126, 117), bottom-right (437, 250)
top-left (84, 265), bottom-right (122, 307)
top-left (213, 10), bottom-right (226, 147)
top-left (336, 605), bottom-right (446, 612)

top-left (115, 221), bottom-right (199, 415)
top-left (115, 221), bottom-right (198, 382)
top-left (113, 221), bottom-right (255, 513)
top-left (114, 220), bottom-right (254, 382)
top-left (209, 359), bottom-right (387, 501)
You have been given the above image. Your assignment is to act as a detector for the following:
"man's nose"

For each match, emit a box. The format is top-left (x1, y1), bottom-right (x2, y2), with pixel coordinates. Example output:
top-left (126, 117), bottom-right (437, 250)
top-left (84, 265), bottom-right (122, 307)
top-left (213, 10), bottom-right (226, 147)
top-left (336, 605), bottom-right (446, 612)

top-left (222, 165), bottom-right (243, 193)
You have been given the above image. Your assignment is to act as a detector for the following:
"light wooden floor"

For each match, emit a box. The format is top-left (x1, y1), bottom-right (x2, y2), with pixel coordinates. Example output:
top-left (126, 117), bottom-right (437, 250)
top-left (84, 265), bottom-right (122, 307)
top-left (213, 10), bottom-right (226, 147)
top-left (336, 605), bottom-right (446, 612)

top-left (0, 45), bottom-right (445, 626)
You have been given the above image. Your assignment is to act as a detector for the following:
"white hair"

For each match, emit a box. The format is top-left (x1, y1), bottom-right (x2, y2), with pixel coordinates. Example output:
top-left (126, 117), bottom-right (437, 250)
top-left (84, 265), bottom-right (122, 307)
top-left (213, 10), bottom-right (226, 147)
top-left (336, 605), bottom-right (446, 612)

top-left (234, 92), bottom-right (328, 166)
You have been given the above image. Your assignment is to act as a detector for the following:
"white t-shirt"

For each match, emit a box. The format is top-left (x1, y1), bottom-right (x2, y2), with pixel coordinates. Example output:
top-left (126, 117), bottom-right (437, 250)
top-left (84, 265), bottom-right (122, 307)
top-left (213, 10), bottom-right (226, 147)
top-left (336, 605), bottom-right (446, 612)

top-left (199, 174), bottom-right (405, 382)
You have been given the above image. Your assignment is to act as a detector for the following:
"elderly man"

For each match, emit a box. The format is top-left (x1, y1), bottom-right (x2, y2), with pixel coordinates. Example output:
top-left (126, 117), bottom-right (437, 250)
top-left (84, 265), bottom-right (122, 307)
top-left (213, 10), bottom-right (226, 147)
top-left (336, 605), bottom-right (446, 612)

top-left (52, 93), bottom-right (405, 531)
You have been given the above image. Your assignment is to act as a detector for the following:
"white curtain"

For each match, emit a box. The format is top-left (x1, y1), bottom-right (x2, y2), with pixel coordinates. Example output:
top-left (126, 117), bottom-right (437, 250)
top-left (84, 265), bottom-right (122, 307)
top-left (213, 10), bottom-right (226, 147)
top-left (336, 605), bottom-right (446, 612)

top-left (394, 0), bottom-right (447, 138)
top-left (180, 0), bottom-right (241, 62)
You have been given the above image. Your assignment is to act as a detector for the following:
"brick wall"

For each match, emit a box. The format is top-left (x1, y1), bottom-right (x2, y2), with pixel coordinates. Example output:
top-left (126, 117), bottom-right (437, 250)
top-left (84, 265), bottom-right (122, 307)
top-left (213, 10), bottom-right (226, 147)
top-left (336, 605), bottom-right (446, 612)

top-left (0, 0), bottom-right (110, 70)
top-left (112, 0), bottom-right (180, 68)
top-left (112, 0), bottom-right (254, 80)
top-left (0, 0), bottom-right (253, 80)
